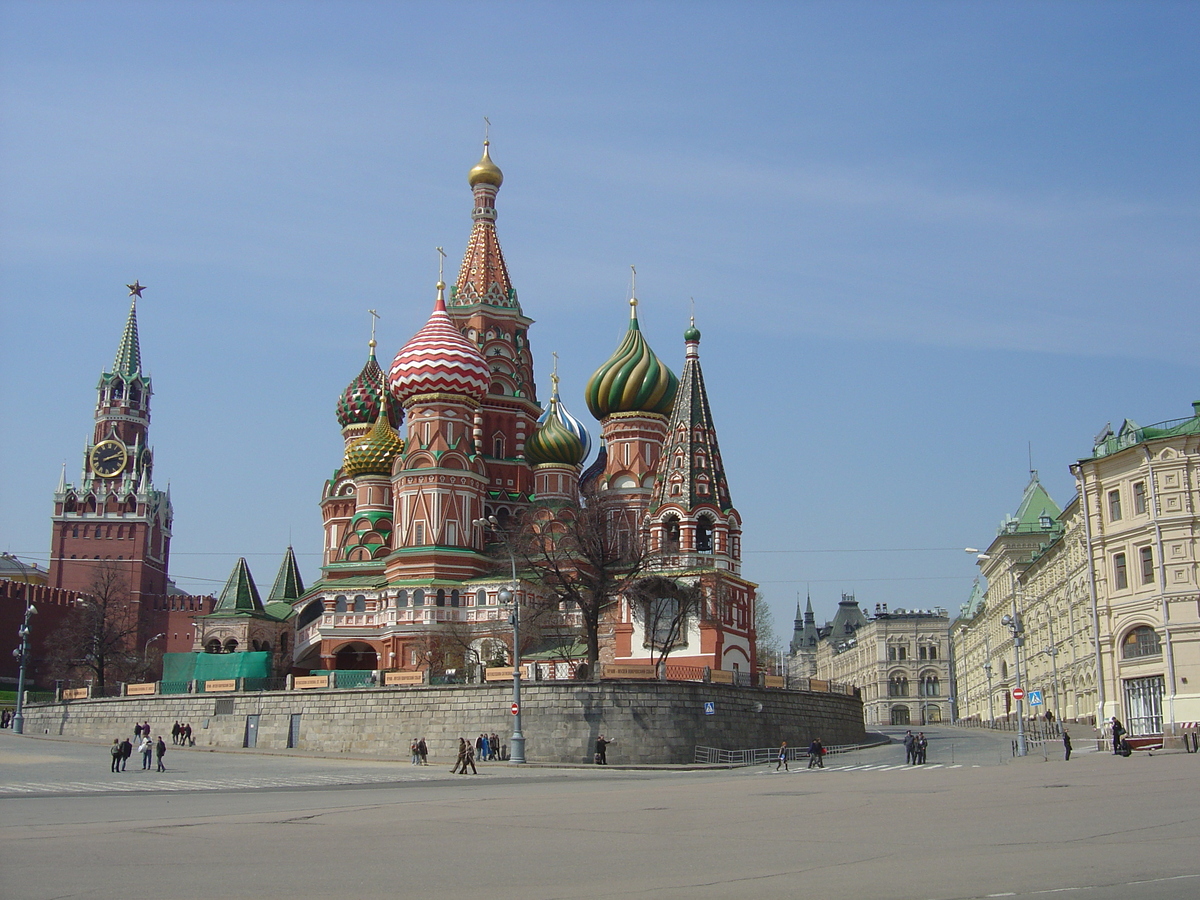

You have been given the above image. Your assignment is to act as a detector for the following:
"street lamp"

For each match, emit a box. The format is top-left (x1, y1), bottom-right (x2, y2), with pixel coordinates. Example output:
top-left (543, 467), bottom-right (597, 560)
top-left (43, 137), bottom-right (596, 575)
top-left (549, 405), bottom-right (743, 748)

top-left (145, 632), bottom-right (165, 660)
top-left (983, 660), bottom-right (995, 723)
top-left (1040, 614), bottom-right (1061, 723)
top-left (12, 600), bottom-right (38, 734)
top-left (473, 514), bottom-right (526, 764)
top-left (1001, 608), bottom-right (1027, 756)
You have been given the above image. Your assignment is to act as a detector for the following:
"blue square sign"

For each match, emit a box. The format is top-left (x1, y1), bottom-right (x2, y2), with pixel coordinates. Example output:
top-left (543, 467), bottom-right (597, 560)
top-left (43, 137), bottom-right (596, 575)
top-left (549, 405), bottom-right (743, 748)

top-left (704, 701), bottom-right (715, 715)
top-left (1028, 690), bottom-right (1044, 706)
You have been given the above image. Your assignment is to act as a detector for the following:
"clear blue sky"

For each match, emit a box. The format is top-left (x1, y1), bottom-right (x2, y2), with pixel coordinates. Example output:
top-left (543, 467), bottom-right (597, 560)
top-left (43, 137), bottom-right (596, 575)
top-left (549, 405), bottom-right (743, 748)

top-left (2, 1), bottom-right (1197, 641)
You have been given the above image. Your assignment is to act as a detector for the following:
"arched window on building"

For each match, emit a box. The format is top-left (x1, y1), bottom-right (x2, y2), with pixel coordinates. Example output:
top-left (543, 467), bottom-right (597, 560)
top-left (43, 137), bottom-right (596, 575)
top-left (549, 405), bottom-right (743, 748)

top-left (334, 595), bottom-right (348, 613)
top-left (397, 590), bottom-right (409, 608)
top-left (696, 517), bottom-right (713, 553)
top-left (663, 516), bottom-right (680, 552)
top-left (352, 594), bottom-right (366, 613)
top-left (1122, 626), bottom-right (1162, 659)
top-left (413, 589), bottom-right (425, 607)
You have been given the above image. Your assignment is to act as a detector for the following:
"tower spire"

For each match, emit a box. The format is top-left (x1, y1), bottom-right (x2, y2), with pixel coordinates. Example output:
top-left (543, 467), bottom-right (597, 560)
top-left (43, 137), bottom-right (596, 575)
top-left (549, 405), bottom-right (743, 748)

top-left (113, 282), bottom-right (145, 377)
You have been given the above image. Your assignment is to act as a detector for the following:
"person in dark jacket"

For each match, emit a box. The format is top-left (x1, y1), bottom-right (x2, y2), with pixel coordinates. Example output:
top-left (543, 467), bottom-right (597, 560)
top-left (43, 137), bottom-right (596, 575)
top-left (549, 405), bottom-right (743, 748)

top-left (808, 738), bottom-right (825, 768)
top-left (1063, 730), bottom-right (1072, 761)
top-left (155, 736), bottom-right (167, 771)
top-left (110, 739), bottom-right (122, 773)
top-left (1110, 717), bottom-right (1126, 754)
top-left (595, 734), bottom-right (614, 765)
top-left (119, 737), bottom-right (133, 771)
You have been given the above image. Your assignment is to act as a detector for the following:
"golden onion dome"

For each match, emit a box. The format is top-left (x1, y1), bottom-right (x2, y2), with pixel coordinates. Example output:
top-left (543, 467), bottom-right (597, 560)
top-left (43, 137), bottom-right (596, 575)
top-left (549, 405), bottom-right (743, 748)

top-left (468, 140), bottom-right (504, 188)
top-left (343, 410), bottom-right (404, 478)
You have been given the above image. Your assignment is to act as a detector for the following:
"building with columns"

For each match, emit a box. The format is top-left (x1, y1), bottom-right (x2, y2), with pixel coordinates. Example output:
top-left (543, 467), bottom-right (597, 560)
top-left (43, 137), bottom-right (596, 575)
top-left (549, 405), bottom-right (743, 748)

top-left (954, 404), bottom-right (1200, 746)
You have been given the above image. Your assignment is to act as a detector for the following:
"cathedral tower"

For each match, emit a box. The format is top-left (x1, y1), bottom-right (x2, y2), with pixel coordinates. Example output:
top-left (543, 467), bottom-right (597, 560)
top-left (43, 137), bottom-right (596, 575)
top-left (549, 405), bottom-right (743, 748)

top-left (49, 282), bottom-right (173, 601)
top-left (450, 141), bottom-right (540, 515)
top-left (585, 294), bottom-right (678, 542)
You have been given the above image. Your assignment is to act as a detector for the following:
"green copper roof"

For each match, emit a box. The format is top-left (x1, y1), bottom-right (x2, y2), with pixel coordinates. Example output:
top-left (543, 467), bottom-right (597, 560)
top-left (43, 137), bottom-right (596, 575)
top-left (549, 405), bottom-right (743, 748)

top-left (112, 297), bottom-right (142, 377)
top-left (213, 557), bottom-right (264, 614)
top-left (1089, 403), bottom-right (1200, 459)
top-left (268, 546), bottom-right (305, 602)
top-left (998, 474), bottom-right (1062, 536)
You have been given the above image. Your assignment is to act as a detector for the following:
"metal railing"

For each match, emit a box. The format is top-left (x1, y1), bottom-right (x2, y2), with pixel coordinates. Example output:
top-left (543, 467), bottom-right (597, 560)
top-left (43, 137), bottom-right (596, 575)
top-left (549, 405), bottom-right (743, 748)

top-left (694, 741), bottom-right (872, 766)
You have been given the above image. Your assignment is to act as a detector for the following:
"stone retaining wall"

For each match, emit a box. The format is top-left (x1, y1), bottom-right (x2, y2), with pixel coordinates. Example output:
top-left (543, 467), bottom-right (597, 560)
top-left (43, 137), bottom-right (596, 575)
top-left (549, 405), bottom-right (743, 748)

top-left (20, 681), bottom-right (864, 764)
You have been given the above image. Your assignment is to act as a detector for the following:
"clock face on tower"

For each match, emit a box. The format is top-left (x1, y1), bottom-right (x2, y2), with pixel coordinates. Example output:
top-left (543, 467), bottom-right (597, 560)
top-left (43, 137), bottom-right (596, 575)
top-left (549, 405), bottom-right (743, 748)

top-left (90, 439), bottom-right (128, 477)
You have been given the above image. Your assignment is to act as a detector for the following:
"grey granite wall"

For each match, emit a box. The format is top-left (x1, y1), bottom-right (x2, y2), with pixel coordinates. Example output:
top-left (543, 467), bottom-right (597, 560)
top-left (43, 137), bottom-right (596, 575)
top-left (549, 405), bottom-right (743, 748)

top-left (20, 681), bottom-right (864, 764)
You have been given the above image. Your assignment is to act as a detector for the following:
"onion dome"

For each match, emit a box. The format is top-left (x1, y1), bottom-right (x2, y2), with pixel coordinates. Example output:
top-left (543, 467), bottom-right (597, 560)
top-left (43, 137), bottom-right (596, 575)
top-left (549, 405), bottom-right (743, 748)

top-left (527, 371), bottom-right (592, 466)
top-left (343, 407), bottom-right (404, 477)
top-left (389, 282), bottom-right (491, 404)
top-left (468, 140), bottom-right (504, 187)
top-left (684, 321), bottom-right (701, 342)
top-left (585, 298), bottom-right (678, 420)
top-left (337, 341), bottom-right (402, 429)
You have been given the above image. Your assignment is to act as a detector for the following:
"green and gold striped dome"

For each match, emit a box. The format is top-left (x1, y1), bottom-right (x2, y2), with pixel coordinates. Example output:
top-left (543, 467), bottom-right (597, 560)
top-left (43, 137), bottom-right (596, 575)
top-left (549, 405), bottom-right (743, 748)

top-left (343, 411), bottom-right (404, 478)
top-left (585, 299), bottom-right (678, 420)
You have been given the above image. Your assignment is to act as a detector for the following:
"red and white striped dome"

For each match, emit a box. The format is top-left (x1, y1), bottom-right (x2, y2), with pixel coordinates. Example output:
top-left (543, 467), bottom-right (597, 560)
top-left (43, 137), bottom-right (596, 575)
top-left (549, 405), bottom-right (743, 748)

top-left (389, 285), bottom-right (491, 404)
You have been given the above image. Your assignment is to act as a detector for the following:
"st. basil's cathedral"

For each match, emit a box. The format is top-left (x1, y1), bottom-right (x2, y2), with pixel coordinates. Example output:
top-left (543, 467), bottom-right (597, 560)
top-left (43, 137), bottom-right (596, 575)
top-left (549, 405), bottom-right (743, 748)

top-left (37, 141), bottom-right (759, 685)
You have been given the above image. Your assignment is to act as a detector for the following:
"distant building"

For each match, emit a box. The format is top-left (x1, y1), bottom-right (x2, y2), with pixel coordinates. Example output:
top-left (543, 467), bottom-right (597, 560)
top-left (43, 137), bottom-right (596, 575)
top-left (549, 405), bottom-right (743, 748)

top-left (797, 593), bottom-right (951, 727)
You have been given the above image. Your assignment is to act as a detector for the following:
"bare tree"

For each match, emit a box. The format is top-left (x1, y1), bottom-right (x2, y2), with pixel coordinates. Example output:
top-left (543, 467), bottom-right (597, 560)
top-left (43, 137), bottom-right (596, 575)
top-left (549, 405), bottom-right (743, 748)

top-left (753, 593), bottom-right (780, 670)
top-left (506, 487), bottom-right (656, 679)
top-left (627, 574), bottom-right (703, 669)
top-left (44, 561), bottom-right (142, 690)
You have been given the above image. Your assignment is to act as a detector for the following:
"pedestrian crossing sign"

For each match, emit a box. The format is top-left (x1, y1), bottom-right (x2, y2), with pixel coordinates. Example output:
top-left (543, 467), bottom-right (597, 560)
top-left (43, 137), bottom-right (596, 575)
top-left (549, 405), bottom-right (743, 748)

top-left (1028, 690), bottom-right (1044, 706)
top-left (704, 702), bottom-right (715, 715)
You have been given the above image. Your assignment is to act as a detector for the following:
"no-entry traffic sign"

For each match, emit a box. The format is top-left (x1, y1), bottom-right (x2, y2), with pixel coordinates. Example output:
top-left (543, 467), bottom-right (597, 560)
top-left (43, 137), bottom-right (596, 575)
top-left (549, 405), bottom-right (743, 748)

top-left (511, 702), bottom-right (519, 715)
top-left (1012, 687), bottom-right (1026, 701)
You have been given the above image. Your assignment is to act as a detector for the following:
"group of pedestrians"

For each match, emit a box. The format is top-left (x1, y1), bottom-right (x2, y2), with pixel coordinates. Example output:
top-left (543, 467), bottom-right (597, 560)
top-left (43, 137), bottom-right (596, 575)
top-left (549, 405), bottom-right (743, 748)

top-left (171, 721), bottom-right (195, 746)
top-left (0, 708), bottom-right (14, 728)
top-left (451, 737), bottom-right (478, 774)
top-left (475, 732), bottom-right (501, 762)
top-left (409, 737), bottom-right (429, 765)
top-left (110, 731), bottom-right (167, 772)
top-left (774, 738), bottom-right (825, 771)
top-left (902, 730), bottom-right (928, 764)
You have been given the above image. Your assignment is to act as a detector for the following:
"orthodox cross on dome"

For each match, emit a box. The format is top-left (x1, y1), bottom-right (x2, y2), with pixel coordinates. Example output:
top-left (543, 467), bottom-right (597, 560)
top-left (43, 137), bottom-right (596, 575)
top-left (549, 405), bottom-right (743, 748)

top-left (368, 308), bottom-right (380, 351)
top-left (484, 116), bottom-right (491, 142)
top-left (437, 246), bottom-right (447, 285)
top-left (551, 350), bottom-right (559, 391)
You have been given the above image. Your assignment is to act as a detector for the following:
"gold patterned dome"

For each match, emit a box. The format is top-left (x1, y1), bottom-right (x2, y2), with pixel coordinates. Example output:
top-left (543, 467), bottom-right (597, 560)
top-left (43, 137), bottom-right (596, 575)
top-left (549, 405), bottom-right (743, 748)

top-left (343, 409), bottom-right (404, 478)
top-left (468, 140), bottom-right (504, 188)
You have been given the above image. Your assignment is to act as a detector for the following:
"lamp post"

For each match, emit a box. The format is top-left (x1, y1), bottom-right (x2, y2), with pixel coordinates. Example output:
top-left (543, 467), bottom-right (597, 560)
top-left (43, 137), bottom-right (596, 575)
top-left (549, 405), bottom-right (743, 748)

top-left (1002, 602), bottom-right (1027, 757)
top-left (983, 661), bottom-right (995, 723)
top-left (12, 600), bottom-right (38, 734)
top-left (1041, 614), bottom-right (1061, 723)
top-left (145, 632), bottom-right (165, 661)
top-left (473, 515), bottom-right (526, 764)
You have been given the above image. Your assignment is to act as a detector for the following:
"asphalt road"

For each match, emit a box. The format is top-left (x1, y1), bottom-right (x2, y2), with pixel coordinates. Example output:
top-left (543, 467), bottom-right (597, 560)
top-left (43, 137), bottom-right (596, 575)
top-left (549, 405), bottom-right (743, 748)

top-left (1, 726), bottom-right (1196, 900)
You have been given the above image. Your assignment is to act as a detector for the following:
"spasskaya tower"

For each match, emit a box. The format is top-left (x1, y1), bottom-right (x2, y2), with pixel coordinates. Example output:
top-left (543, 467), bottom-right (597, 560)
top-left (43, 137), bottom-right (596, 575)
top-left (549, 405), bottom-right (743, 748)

top-left (48, 282), bottom-right (174, 600)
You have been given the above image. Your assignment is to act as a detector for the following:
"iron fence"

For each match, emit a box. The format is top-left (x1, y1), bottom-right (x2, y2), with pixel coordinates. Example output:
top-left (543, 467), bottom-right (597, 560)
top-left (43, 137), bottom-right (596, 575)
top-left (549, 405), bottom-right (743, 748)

top-left (160, 681), bottom-right (191, 695)
top-left (693, 740), bottom-right (875, 766)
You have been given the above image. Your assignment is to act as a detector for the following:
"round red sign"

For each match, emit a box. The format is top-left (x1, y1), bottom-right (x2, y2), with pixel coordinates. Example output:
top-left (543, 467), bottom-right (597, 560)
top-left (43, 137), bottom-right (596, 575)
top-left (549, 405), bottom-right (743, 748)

top-left (1012, 687), bottom-right (1026, 700)
top-left (511, 702), bottom-right (519, 715)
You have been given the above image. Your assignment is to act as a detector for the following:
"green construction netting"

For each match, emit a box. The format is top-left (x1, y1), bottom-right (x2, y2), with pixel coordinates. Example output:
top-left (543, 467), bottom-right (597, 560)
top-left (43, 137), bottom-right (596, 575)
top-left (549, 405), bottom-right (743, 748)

top-left (162, 652), bottom-right (272, 683)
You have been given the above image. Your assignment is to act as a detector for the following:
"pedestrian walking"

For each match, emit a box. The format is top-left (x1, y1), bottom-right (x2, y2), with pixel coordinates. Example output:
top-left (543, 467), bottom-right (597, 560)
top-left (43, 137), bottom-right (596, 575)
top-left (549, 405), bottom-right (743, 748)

top-left (410, 739), bottom-right (420, 765)
top-left (184, 723), bottom-right (194, 746)
top-left (480, 732), bottom-right (491, 762)
top-left (903, 730), bottom-right (915, 764)
top-left (1063, 730), bottom-right (1072, 761)
top-left (110, 739), bottom-right (122, 773)
top-left (452, 737), bottom-right (468, 774)
top-left (155, 736), bottom-right (167, 772)
top-left (133, 722), bottom-right (143, 740)
top-left (915, 732), bottom-right (928, 764)
top-left (418, 737), bottom-right (428, 765)
top-left (119, 737), bottom-right (133, 771)
top-left (808, 738), bottom-right (825, 768)
top-left (490, 733), bottom-right (500, 761)
top-left (172, 721), bottom-right (181, 745)
top-left (139, 735), bottom-right (153, 769)
top-left (776, 741), bottom-right (789, 771)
